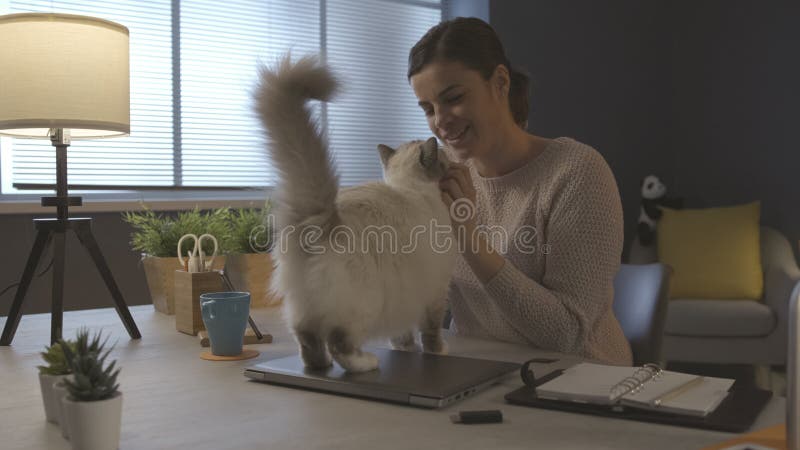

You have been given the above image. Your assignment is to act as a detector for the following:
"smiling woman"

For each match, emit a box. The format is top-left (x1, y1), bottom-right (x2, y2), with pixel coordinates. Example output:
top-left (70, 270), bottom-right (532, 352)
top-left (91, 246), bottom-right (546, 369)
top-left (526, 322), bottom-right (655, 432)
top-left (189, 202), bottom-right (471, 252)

top-left (408, 17), bottom-right (633, 365)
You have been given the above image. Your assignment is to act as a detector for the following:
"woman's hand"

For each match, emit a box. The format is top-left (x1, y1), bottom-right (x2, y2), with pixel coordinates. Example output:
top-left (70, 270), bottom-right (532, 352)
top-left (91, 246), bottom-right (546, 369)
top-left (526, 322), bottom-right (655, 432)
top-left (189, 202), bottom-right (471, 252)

top-left (439, 162), bottom-right (506, 283)
top-left (439, 163), bottom-right (478, 249)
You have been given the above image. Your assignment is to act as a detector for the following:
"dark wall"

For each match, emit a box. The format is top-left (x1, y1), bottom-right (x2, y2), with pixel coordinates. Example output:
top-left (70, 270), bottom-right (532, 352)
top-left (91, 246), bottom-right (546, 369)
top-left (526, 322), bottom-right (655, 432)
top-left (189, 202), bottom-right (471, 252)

top-left (668, 1), bottom-right (800, 246)
top-left (491, 0), bottom-right (800, 258)
top-left (491, 0), bottom-right (673, 253)
top-left (0, 213), bottom-right (152, 317)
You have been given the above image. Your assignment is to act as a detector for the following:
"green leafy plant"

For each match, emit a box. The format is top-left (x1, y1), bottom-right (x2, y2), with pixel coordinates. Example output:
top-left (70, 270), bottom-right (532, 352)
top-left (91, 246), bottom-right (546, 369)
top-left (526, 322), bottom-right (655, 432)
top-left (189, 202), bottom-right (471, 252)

top-left (227, 200), bottom-right (273, 254)
top-left (59, 328), bottom-right (120, 402)
top-left (123, 205), bottom-right (232, 257)
top-left (37, 340), bottom-right (77, 375)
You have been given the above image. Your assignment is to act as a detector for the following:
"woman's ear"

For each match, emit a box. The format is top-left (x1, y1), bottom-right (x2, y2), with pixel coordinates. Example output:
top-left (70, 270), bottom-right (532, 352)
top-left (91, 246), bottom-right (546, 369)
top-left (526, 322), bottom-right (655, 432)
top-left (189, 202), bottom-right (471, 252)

top-left (491, 64), bottom-right (511, 100)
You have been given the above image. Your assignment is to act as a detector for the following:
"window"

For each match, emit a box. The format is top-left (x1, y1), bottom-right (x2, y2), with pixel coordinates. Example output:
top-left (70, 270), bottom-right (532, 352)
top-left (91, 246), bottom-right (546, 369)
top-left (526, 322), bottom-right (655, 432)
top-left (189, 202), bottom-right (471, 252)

top-left (1, 0), bottom-right (441, 194)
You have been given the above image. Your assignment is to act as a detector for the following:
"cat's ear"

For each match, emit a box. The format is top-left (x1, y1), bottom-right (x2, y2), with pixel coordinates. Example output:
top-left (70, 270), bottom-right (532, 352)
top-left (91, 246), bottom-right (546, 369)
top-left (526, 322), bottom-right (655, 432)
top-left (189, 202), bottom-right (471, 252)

top-left (378, 144), bottom-right (395, 167)
top-left (419, 137), bottom-right (438, 168)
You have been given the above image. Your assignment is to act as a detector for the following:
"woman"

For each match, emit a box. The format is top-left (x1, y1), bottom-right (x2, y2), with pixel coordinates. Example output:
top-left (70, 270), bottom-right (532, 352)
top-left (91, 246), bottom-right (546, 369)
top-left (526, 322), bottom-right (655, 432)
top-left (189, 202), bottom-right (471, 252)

top-left (409, 17), bottom-right (632, 365)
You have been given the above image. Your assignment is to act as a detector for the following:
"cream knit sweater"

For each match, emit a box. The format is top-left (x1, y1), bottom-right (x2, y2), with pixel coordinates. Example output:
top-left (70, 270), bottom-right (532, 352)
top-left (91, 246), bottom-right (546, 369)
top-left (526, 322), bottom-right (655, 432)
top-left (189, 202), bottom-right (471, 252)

top-left (447, 137), bottom-right (633, 366)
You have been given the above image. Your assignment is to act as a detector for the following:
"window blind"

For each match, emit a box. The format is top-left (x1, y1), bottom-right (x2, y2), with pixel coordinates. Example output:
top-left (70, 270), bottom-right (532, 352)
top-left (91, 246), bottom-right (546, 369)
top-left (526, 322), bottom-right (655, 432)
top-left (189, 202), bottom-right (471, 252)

top-left (3, 0), bottom-right (441, 192)
top-left (179, 0), bottom-right (320, 187)
top-left (326, 0), bottom-right (441, 185)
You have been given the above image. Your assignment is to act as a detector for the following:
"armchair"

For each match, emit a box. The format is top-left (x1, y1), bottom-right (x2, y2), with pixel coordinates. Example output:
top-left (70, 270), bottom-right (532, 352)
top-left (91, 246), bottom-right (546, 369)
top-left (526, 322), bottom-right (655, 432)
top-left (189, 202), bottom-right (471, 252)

top-left (628, 226), bottom-right (800, 366)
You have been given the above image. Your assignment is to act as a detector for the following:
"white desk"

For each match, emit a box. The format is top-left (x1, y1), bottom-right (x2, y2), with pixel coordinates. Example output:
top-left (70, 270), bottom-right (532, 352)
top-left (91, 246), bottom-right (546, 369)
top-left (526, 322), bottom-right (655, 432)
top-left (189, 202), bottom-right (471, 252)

top-left (0, 306), bottom-right (785, 450)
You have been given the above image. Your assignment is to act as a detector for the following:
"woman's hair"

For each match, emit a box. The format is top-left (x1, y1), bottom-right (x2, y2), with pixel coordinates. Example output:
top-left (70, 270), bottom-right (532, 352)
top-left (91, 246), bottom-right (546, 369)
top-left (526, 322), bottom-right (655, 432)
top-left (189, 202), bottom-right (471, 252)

top-left (408, 17), bottom-right (530, 128)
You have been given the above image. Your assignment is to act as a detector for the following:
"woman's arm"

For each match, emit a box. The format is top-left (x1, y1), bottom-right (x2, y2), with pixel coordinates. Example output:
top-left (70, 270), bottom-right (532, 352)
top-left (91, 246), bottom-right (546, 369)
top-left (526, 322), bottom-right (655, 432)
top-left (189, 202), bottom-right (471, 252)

top-left (457, 220), bottom-right (506, 283)
top-left (440, 155), bottom-right (624, 355)
top-left (439, 162), bottom-right (505, 282)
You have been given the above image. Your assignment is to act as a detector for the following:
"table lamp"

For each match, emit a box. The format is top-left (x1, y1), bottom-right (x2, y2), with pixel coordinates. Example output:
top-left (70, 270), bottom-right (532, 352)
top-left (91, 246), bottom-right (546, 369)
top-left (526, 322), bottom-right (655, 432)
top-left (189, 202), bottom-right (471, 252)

top-left (0, 13), bottom-right (141, 345)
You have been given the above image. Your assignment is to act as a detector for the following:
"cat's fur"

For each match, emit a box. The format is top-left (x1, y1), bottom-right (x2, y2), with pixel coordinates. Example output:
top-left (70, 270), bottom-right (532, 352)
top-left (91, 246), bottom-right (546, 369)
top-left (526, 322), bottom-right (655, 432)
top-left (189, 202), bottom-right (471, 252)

top-left (254, 55), bottom-right (456, 372)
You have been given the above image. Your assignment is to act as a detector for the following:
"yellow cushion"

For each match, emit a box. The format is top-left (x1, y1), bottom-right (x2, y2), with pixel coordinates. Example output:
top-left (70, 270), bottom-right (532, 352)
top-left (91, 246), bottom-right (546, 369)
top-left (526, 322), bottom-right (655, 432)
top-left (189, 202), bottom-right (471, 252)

top-left (657, 202), bottom-right (763, 300)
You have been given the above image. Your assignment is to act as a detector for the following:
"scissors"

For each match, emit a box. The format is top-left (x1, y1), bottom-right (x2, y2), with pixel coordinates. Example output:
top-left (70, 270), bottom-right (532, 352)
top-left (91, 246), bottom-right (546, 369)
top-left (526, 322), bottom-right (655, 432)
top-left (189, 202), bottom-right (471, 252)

top-left (177, 233), bottom-right (218, 273)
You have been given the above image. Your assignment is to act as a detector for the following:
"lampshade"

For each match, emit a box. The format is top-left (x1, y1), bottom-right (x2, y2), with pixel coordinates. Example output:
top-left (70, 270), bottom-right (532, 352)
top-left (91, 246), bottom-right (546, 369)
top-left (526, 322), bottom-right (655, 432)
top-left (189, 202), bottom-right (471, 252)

top-left (0, 13), bottom-right (130, 139)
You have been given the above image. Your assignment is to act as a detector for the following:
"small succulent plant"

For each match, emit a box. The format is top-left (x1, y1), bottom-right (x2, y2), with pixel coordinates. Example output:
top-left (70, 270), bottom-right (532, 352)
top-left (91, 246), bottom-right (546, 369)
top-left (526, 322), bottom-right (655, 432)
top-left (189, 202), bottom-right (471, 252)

top-left (37, 340), bottom-right (77, 376)
top-left (59, 328), bottom-right (120, 402)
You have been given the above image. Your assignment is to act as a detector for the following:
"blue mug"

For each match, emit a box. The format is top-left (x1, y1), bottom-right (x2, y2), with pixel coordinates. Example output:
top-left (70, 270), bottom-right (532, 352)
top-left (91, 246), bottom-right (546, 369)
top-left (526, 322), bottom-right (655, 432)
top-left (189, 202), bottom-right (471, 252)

top-left (200, 292), bottom-right (251, 356)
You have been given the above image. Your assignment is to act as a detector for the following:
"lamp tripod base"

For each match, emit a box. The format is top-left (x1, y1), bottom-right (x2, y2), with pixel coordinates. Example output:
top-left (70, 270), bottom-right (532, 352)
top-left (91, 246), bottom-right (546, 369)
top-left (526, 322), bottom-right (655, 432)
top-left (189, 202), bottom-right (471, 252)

top-left (0, 217), bottom-right (141, 345)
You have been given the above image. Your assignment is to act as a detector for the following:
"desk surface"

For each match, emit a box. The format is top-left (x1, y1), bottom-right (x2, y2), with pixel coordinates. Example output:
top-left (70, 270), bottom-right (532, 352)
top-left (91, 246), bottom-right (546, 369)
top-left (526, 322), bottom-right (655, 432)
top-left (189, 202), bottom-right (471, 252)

top-left (0, 306), bottom-right (785, 450)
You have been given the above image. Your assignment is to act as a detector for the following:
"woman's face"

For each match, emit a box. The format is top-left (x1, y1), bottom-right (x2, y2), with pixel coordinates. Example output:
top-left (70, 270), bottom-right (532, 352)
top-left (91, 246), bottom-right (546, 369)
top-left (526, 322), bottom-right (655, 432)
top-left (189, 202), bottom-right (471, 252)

top-left (410, 59), bottom-right (508, 161)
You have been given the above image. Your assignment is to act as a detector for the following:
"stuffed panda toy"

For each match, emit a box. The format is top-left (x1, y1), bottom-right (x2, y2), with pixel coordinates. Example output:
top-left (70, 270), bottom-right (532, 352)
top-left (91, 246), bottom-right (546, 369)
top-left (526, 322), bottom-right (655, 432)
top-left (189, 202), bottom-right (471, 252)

top-left (638, 175), bottom-right (683, 246)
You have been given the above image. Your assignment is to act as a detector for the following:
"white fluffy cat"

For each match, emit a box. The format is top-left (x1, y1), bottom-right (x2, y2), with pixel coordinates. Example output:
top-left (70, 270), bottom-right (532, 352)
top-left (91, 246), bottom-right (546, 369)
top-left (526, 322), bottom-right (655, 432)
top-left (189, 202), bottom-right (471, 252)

top-left (253, 55), bottom-right (456, 372)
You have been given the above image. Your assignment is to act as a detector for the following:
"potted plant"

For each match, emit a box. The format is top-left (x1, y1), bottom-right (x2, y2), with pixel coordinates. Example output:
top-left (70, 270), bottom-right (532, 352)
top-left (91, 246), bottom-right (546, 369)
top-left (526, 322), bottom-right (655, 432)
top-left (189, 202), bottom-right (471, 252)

top-left (223, 201), bottom-right (281, 307)
top-left (37, 340), bottom-right (76, 425)
top-left (123, 205), bottom-right (230, 314)
top-left (59, 328), bottom-right (122, 450)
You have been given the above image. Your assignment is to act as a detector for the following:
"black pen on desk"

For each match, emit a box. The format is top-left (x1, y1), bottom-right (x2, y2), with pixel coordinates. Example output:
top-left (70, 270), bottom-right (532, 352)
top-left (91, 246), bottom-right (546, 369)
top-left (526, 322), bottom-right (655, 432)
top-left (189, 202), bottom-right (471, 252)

top-left (535, 369), bottom-right (564, 386)
top-left (520, 362), bottom-right (564, 388)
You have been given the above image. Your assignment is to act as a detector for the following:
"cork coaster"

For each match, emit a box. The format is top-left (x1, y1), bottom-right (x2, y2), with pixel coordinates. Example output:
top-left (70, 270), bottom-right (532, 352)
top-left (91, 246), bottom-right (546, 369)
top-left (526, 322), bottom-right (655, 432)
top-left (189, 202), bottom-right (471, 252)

top-left (198, 329), bottom-right (273, 347)
top-left (200, 348), bottom-right (260, 361)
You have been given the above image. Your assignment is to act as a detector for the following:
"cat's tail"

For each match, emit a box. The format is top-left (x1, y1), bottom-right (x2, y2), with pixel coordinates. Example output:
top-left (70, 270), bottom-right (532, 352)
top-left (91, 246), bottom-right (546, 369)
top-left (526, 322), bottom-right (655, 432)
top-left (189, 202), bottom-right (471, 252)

top-left (254, 54), bottom-right (339, 230)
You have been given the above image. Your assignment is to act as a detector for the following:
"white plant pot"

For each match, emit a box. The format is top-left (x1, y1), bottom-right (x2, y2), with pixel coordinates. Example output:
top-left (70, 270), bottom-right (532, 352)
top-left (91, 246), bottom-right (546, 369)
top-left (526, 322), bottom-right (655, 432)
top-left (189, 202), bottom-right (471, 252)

top-left (38, 373), bottom-right (68, 424)
top-left (62, 392), bottom-right (122, 450)
top-left (52, 381), bottom-right (72, 439)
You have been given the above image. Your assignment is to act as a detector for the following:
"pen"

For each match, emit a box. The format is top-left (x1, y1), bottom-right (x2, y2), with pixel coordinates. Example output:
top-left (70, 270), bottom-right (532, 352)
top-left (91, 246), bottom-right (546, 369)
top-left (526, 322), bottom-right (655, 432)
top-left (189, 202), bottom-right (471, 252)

top-left (652, 376), bottom-right (705, 406)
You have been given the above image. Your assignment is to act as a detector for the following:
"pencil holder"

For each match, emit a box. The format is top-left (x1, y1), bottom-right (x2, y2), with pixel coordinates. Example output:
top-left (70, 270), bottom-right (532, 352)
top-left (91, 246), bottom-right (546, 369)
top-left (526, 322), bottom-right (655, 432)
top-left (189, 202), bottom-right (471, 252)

top-left (174, 270), bottom-right (223, 335)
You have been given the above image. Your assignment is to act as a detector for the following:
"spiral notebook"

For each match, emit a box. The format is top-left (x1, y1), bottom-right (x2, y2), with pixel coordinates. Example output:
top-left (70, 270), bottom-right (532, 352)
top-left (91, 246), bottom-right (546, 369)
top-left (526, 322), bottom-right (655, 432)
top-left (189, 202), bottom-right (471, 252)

top-left (534, 362), bottom-right (735, 417)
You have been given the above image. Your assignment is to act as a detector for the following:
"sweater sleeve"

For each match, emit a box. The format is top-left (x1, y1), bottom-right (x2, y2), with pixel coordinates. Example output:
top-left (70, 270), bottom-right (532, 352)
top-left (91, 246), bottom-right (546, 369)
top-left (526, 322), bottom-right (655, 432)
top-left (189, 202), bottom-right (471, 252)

top-left (480, 148), bottom-right (624, 356)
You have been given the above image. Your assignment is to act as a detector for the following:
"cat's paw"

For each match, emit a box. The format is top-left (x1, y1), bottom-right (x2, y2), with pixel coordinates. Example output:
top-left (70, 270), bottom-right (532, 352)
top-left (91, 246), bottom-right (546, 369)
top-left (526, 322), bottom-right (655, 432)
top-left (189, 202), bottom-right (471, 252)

top-left (391, 341), bottom-right (422, 352)
top-left (300, 347), bottom-right (332, 369)
top-left (302, 353), bottom-right (332, 370)
top-left (336, 351), bottom-right (379, 373)
top-left (422, 337), bottom-right (448, 355)
top-left (390, 333), bottom-right (421, 352)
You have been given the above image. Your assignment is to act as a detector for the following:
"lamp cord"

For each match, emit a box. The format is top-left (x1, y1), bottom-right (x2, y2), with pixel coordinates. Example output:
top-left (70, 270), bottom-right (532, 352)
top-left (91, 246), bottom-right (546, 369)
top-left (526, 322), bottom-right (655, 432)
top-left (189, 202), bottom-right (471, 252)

top-left (0, 257), bottom-right (55, 299)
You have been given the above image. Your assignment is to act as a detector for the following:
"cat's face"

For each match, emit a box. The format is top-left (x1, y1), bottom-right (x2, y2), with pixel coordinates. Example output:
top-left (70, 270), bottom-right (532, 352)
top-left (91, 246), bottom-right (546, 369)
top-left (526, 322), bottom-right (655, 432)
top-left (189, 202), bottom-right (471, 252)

top-left (377, 137), bottom-right (450, 185)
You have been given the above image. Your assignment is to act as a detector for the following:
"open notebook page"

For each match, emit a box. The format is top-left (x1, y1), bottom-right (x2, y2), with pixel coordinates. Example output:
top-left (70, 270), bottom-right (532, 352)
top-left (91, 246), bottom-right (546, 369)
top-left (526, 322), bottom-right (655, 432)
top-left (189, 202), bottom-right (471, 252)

top-left (534, 363), bottom-right (643, 405)
top-left (621, 375), bottom-right (735, 417)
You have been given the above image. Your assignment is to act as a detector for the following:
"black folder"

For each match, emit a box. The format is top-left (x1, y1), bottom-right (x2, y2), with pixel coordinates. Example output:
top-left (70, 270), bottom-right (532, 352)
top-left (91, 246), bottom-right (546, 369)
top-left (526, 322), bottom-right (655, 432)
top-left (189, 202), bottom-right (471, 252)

top-left (505, 375), bottom-right (772, 432)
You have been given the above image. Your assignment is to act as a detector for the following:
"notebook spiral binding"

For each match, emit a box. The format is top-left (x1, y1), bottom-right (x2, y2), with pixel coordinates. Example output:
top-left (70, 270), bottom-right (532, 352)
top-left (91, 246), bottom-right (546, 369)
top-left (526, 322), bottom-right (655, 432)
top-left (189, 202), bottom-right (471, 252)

top-left (610, 363), bottom-right (664, 399)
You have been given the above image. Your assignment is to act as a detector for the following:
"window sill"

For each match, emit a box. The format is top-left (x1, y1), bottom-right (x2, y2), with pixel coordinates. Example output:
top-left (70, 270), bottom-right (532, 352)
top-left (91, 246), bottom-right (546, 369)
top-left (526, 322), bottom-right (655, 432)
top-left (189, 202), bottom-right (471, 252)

top-left (0, 189), bottom-right (272, 214)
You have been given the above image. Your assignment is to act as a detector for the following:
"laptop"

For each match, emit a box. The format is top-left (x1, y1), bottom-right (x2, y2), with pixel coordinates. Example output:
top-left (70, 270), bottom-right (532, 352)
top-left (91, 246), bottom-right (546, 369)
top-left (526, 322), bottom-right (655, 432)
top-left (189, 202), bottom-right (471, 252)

top-left (244, 347), bottom-right (520, 408)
